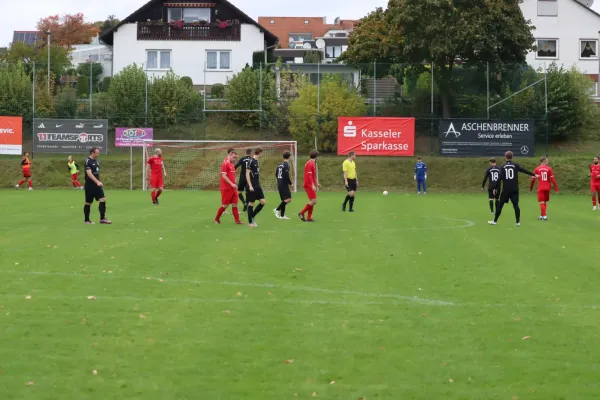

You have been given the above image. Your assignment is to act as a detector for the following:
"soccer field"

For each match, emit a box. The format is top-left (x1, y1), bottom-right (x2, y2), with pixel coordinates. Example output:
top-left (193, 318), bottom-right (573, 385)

top-left (1, 190), bottom-right (600, 399)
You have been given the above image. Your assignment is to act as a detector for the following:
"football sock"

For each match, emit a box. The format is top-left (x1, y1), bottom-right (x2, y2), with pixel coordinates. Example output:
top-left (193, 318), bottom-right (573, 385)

top-left (495, 200), bottom-right (499, 213)
top-left (253, 204), bottom-right (264, 218)
top-left (27, 179), bottom-right (32, 188)
top-left (513, 203), bottom-right (521, 223)
top-left (17, 180), bottom-right (25, 186)
top-left (99, 202), bottom-right (106, 220)
top-left (343, 195), bottom-right (350, 207)
top-left (349, 197), bottom-right (355, 210)
top-left (541, 203), bottom-right (547, 217)
top-left (593, 194), bottom-right (597, 206)
top-left (239, 193), bottom-right (245, 204)
top-left (72, 181), bottom-right (77, 188)
top-left (151, 192), bottom-right (156, 202)
top-left (248, 205), bottom-right (254, 222)
top-left (308, 205), bottom-right (314, 220)
top-left (489, 200), bottom-right (494, 213)
top-left (300, 204), bottom-right (310, 215)
top-left (232, 207), bottom-right (240, 222)
top-left (76, 181), bottom-right (82, 187)
top-left (156, 189), bottom-right (163, 198)
top-left (215, 206), bottom-right (225, 221)
top-left (276, 201), bottom-right (286, 211)
top-left (84, 204), bottom-right (91, 222)
top-left (494, 203), bottom-right (504, 222)
top-left (280, 203), bottom-right (286, 217)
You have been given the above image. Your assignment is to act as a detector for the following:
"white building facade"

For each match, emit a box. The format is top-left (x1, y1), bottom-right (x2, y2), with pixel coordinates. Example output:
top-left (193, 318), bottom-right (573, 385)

top-left (100, 0), bottom-right (277, 90)
top-left (71, 37), bottom-right (113, 78)
top-left (519, 0), bottom-right (600, 96)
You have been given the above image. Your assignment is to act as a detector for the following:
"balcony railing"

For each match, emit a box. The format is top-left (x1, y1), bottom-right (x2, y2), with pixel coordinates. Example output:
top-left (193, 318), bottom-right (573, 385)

top-left (137, 22), bottom-right (241, 41)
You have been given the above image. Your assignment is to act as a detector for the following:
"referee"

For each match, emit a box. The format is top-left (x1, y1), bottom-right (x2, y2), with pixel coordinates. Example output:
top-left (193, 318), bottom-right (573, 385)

top-left (342, 152), bottom-right (358, 212)
top-left (84, 147), bottom-right (112, 225)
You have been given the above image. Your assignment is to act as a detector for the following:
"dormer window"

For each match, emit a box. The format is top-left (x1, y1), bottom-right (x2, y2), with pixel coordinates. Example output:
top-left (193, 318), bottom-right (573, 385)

top-left (304, 20), bottom-right (309, 24)
top-left (270, 20), bottom-right (275, 24)
top-left (168, 7), bottom-right (211, 23)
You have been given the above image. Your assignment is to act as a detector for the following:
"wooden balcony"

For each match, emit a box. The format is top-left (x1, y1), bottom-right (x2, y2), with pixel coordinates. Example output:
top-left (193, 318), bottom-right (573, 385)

top-left (137, 22), bottom-right (241, 41)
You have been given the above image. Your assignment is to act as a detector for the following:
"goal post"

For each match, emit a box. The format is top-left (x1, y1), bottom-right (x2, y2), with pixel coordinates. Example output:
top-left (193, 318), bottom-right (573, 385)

top-left (142, 140), bottom-right (298, 192)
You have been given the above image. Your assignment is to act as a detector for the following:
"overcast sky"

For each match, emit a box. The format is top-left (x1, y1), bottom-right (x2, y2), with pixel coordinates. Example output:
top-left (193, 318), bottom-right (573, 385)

top-left (0, 0), bottom-right (389, 47)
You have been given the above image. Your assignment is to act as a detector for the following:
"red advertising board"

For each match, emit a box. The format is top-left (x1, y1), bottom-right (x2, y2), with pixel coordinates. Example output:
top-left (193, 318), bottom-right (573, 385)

top-left (0, 116), bottom-right (23, 155)
top-left (337, 117), bottom-right (415, 156)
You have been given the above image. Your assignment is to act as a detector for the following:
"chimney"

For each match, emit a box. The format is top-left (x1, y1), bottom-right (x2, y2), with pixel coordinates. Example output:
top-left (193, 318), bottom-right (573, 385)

top-left (334, 17), bottom-right (340, 25)
top-left (322, 16), bottom-right (327, 24)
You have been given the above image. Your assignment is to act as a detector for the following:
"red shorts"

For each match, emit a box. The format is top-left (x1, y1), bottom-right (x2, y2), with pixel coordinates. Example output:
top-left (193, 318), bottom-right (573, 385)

top-left (591, 182), bottom-right (600, 192)
top-left (71, 173), bottom-right (78, 180)
top-left (304, 186), bottom-right (317, 200)
top-left (22, 170), bottom-right (31, 178)
top-left (150, 175), bottom-right (164, 189)
top-left (221, 189), bottom-right (239, 205)
top-left (537, 190), bottom-right (550, 202)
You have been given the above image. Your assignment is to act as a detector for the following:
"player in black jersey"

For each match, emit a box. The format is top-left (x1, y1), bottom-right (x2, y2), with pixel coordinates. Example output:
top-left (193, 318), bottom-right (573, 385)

top-left (274, 151), bottom-right (293, 220)
top-left (84, 147), bottom-right (111, 225)
top-left (245, 148), bottom-right (266, 227)
top-left (489, 151), bottom-right (536, 227)
top-left (236, 149), bottom-right (252, 211)
top-left (482, 158), bottom-right (502, 215)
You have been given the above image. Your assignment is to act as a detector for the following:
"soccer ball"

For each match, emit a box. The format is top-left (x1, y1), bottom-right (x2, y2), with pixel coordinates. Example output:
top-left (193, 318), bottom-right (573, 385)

top-left (383, 191), bottom-right (389, 196)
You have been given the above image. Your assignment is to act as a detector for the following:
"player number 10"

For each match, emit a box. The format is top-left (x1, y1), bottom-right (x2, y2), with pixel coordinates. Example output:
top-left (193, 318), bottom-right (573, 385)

top-left (541, 171), bottom-right (548, 181)
top-left (506, 168), bottom-right (514, 179)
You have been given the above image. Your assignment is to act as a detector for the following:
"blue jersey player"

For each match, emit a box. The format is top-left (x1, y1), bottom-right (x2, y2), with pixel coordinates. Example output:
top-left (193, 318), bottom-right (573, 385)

top-left (414, 157), bottom-right (427, 194)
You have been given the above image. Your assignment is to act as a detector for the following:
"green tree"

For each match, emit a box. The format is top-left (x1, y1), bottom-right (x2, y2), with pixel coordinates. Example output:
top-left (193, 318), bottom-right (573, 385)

top-left (56, 87), bottom-right (78, 118)
top-left (211, 83), bottom-right (225, 98)
top-left (34, 70), bottom-right (56, 117)
top-left (180, 76), bottom-right (193, 89)
top-left (342, 0), bottom-right (535, 117)
top-left (108, 64), bottom-right (147, 126)
top-left (76, 62), bottom-right (103, 91)
top-left (303, 51), bottom-right (322, 64)
top-left (225, 65), bottom-right (277, 128)
top-left (77, 75), bottom-right (90, 97)
top-left (148, 71), bottom-right (202, 126)
top-left (0, 62), bottom-right (33, 122)
top-left (0, 42), bottom-right (71, 79)
top-left (288, 75), bottom-right (367, 152)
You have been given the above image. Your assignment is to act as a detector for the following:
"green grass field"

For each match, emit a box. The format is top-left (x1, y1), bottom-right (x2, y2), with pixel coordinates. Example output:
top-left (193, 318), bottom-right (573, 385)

top-left (2, 189), bottom-right (600, 399)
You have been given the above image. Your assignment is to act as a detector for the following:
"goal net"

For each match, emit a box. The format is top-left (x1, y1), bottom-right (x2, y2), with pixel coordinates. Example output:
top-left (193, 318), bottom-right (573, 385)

top-left (142, 140), bottom-right (298, 192)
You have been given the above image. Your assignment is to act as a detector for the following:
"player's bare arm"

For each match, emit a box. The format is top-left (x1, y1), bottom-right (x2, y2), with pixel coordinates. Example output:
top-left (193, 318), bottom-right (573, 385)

top-left (221, 172), bottom-right (236, 190)
top-left (162, 164), bottom-right (167, 177)
top-left (343, 170), bottom-right (348, 187)
top-left (246, 169), bottom-right (253, 191)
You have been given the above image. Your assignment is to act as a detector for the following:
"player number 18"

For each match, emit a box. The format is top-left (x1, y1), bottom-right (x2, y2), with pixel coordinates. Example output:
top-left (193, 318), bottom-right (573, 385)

top-left (491, 171), bottom-right (499, 181)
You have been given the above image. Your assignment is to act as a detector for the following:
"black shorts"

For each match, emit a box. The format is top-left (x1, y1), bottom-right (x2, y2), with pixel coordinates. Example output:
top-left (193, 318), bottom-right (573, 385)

top-left (246, 186), bottom-right (265, 203)
top-left (500, 190), bottom-right (519, 204)
top-left (278, 186), bottom-right (292, 201)
top-left (488, 188), bottom-right (500, 199)
top-left (237, 179), bottom-right (247, 192)
top-left (85, 185), bottom-right (105, 203)
top-left (346, 178), bottom-right (357, 192)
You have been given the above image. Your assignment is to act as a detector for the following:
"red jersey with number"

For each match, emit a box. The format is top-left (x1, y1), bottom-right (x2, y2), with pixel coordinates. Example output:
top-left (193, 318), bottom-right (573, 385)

top-left (147, 155), bottom-right (163, 177)
top-left (303, 159), bottom-right (316, 188)
top-left (221, 159), bottom-right (236, 190)
top-left (590, 164), bottom-right (600, 183)
top-left (533, 165), bottom-right (557, 191)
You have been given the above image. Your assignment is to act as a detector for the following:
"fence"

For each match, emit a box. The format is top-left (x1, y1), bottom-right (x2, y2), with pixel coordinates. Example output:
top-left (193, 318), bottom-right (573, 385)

top-left (0, 60), bottom-right (560, 156)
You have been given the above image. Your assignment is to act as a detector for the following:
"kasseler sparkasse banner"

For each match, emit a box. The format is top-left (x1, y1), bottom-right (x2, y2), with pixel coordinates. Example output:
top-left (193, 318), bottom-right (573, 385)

top-left (33, 119), bottom-right (108, 153)
top-left (337, 117), bottom-right (415, 156)
top-left (439, 119), bottom-right (535, 157)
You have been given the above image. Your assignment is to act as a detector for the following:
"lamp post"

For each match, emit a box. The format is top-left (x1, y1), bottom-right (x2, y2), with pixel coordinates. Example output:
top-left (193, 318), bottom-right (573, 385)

top-left (45, 31), bottom-right (51, 93)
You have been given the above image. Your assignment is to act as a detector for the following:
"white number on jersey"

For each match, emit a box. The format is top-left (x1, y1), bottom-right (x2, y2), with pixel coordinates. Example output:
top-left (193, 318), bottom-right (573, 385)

top-left (491, 171), bottom-right (499, 181)
top-left (505, 168), bottom-right (515, 180)
top-left (277, 167), bottom-right (283, 179)
top-left (541, 171), bottom-right (548, 181)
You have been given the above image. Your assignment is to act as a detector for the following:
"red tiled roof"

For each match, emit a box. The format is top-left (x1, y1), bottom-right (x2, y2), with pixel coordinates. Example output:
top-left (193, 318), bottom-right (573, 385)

top-left (257, 16), bottom-right (357, 43)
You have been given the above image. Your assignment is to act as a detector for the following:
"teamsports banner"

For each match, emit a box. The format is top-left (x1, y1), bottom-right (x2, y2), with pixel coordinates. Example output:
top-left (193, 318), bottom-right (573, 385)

top-left (115, 127), bottom-right (154, 147)
top-left (0, 116), bottom-right (23, 155)
top-left (33, 118), bottom-right (108, 153)
top-left (337, 117), bottom-right (415, 156)
top-left (439, 119), bottom-right (535, 157)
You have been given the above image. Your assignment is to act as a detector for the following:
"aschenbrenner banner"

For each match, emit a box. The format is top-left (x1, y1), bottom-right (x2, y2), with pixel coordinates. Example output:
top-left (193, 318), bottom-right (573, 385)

top-left (337, 117), bottom-right (415, 156)
top-left (33, 118), bottom-right (108, 153)
top-left (0, 116), bottom-right (23, 155)
top-left (439, 119), bottom-right (535, 157)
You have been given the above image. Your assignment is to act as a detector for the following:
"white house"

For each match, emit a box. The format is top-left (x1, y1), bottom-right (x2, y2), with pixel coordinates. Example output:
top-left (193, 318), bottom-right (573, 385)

top-left (71, 36), bottom-right (113, 79)
top-left (100, 0), bottom-right (278, 91)
top-left (519, 0), bottom-right (600, 96)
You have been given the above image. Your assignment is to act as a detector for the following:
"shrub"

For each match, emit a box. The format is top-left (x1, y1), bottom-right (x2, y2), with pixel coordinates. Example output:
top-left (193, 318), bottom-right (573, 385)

top-left (180, 76), bottom-right (193, 89)
top-left (56, 88), bottom-right (78, 118)
top-left (211, 83), bottom-right (225, 98)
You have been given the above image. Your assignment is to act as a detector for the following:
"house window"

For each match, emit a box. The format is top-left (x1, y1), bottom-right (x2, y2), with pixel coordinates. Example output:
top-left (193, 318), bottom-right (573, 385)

top-left (537, 0), bottom-right (557, 16)
top-left (304, 20), bottom-right (309, 24)
top-left (206, 51), bottom-right (231, 70)
top-left (168, 7), bottom-right (210, 23)
top-left (325, 46), bottom-right (343, 58)
top-left (580, 40), bottom-right (598, 59)
top-left (536, 39), bottom-right (558, 59)
top-left (590, 81), bottom-right (598, 96)
top-left (146, 50), bottom-right (171, 69)
top-left (289, 34), bottom-right (312, 42)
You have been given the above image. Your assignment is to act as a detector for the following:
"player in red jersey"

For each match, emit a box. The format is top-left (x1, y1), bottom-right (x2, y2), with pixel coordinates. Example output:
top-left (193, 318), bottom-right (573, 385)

top-left (215, 150), bottom-right (243, 224)
top-left (146, 148), bottom-right (167, 205)
top-left (15, 152), bottom-right (33, 190)
top-left (589, 156), bottom-right (600, 210)
top-left (298, 150), bottom-right (320, 222)
top-left (530, 156), bottom-right (559, 220)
